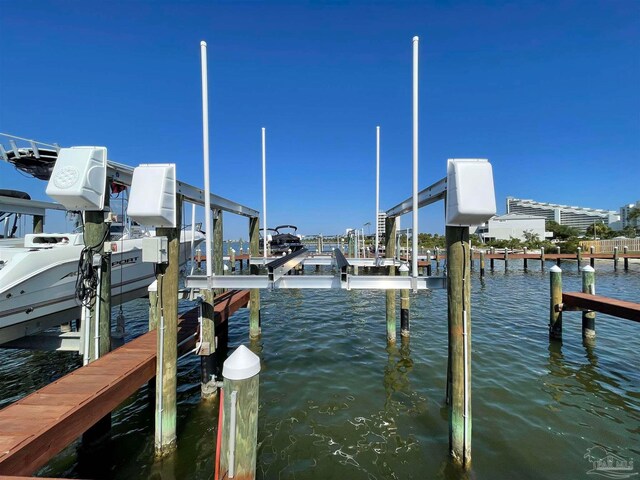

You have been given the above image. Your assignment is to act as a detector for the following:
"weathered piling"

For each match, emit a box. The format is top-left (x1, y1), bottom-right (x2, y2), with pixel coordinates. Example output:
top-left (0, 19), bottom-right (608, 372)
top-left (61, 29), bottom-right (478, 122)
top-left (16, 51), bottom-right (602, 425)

top-left (213, 209), bottom-right (224, 294)
top-left (435, 247), bottom-right (441, 271)
top-left (590, 246), bottom-right (595, 268)
top-left (523, 247), bottom-right (528, 271)
top-left (426, 250), bottom-right (432, 276)
top-left (154, 196), bottom-right (182, 456)
top-left (479, 250), bottom-right (485, 277)
top-left (490, 246), bottom-right (495, 271)
top-left (540, 247), bottom-right (545, 270)
top-left (385, 216), bottom-right (397, 343)
top-left (470, 247), bottom-right (474, 272)
top-left (199, 289), bottom-right (217, 398)
top-left (577, 247), bottom-right (582, 270)
top-left (581, 265), bottom-right (596, 342)
top-left (219, 345), bottom-right (260, 480)
top-left (249, 217), bottom-right (261, 338)
top-left (230, 247), bottom-right (236, 273)
top-left (613, 246), bottom-right (619, 271)
top-left (400, 264), bottom-right (410, 337)
top-left (503, 249), bottom-right (509, 271)
top-left (624, 246), bottom-right (629, 271)
top-left (549, 265), bottom-right (562, 340)
top-left (446, 226), bottom-right (471, 467)
top-left (556, 246), bottom-right (561, 266)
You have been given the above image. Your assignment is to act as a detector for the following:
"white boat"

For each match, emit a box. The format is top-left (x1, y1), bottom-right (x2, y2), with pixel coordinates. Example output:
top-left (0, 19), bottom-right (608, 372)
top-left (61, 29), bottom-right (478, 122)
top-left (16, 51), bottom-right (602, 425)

top-left (0, 225), bottom-right (204, 345)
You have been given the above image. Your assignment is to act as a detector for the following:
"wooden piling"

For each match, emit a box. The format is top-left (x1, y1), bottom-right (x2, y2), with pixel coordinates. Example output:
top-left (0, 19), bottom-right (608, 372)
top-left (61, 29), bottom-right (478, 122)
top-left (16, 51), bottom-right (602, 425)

top-left (219, 346), bottom-right (260, 480)
top-left (581, 266), bottom-right (596, 342)
top-left (32, 214), bottom-right (44, 234)
top-left (479, 250), bottom-right (485, 277)
top-left (435, 247), bottom-right (440, 271)
top-left (154, 195), bottom-right (182, 456)
top-left (549, 265), bottom-right (562, 340)
top-left (230, 247), bottom-right (236, 273)
top-left (213, 209), bottom-right (224, 293)
top-left (540, 247), bottom-right (545, 270)
top-left (577, 247), bottom-right (582, 270)
top-left (613, 246), bottom-right (619, 271)
top-left (249, 217), bottom-right (261, 338)
top-left (446, 225), bottom-right (471, 467)
top-left (503, 249), bottom-right (509, 271)
top-left (400, 264), bottom-right (410, 338)
top-left (385, 216), bottom-right (397, 343)
top-left (523, 247), bottom-right (528, 271)
top-left (200, 289), bottom-right (217, 399)
top-left (624, 246), bottom-right (629, 271)
top-left (556, 246), bottom-right (561, 266)
top-left (490, 247), bottom-right (494, 271)
top-left (590, 246), bottom-right (595, 268)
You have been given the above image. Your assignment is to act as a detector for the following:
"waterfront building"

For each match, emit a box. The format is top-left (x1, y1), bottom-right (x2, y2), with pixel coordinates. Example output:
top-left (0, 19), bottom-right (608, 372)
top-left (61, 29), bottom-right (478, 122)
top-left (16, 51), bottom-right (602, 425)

top-left (475, 213), bottom-right (549, 242)
top-left (506, 197), bottom-right (619, 233)
top-left (620, 201), bottom-right (640, 229)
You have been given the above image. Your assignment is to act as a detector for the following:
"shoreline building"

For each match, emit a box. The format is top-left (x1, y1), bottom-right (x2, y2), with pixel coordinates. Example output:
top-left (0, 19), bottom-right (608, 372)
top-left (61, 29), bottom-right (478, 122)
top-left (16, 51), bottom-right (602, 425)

top-left (506, 197), bottom-right (619, 232)
top-left (475, 213), bottom-right (550, 243)
top-left (621, 201), bottom-right (640, 230)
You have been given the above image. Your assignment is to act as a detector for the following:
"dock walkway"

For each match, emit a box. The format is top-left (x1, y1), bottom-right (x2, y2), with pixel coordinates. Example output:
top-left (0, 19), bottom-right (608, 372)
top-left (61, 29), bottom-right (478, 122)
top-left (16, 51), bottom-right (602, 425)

top-left (0, 289), bottom-right (249, 477)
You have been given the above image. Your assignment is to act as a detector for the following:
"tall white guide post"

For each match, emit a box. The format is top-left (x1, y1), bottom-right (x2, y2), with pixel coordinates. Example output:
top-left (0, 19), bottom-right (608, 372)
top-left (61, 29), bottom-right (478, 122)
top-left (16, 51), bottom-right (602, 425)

top-left (375, 126), bottom-right (380, 258)
top-left (262, 127), bottom-right (267, 261)
top-left (412, 36), bottom-right (419, 281)
top-left (200, 41), bottom-right (212, 278)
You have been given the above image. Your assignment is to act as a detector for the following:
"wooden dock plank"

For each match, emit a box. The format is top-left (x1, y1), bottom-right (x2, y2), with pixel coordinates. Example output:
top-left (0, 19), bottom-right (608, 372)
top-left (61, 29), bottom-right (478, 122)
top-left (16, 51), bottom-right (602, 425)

top-left (562, 292), bottom-right (640, 322)
top-left (0, 289), bottom-right (249, 477)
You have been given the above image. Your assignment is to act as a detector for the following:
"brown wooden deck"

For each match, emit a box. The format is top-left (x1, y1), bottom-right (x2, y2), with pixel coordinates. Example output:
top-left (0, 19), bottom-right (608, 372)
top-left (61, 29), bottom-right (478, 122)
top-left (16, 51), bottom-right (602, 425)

top-left (562, 292), bottom-right (640, 322)
top-left (0, 289), bottom-right (249, 477)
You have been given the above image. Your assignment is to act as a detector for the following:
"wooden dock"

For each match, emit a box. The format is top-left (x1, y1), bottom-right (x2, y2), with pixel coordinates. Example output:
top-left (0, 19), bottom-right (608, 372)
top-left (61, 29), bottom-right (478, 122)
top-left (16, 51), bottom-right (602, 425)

top-left (0, 289), bottom-right (249, 477)
top-left (562, 292), bottom-right (640, 322)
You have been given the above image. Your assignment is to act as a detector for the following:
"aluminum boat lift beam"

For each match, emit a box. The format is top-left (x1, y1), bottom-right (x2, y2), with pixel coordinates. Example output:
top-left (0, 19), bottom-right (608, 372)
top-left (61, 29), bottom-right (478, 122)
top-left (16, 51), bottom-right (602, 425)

top-left (385, 176), bottom-right (447, 218)
top-left (186, 248), bottom-right (446, 291)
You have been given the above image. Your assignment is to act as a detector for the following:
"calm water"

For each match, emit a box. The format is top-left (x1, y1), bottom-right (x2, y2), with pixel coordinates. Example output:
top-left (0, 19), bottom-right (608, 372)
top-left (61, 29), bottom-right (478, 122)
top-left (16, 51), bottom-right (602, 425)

top-left (1, 258), bottom-right (638, 479)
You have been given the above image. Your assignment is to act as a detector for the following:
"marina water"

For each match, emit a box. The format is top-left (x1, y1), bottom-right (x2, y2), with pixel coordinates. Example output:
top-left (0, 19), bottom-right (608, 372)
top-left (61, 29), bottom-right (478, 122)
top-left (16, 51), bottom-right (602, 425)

top-left (1, 257), bottom-right (638, 479)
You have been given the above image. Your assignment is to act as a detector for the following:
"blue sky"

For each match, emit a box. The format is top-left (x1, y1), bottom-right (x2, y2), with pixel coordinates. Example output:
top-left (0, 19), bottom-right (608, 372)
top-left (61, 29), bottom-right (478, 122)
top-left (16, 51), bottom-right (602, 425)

top-left (1, 1), bottom-right (638, 239)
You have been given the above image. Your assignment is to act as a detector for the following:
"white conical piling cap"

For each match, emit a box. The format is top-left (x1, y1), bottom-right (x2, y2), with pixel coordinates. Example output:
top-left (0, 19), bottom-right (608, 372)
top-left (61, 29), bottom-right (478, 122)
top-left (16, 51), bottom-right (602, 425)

top-left (582, 265), bottom-right (595, 273)
top-left (399, 263), bottom-right (410, 272)
top-left (550, 265), bottom-right (562, 273)
top-left (223, 345), bottom-right (261, 380)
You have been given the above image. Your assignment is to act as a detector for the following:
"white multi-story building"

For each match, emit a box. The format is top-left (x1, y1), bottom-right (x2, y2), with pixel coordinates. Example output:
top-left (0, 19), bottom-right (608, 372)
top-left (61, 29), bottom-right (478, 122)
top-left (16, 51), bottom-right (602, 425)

top-left (621, 201), bottom-right (640, 230)
top-left (377, 211), bottom-right (387, 239)
top-left (475, 213), bottom-right (550, 242)
top-left (506, 197), bottom-right (619, 232)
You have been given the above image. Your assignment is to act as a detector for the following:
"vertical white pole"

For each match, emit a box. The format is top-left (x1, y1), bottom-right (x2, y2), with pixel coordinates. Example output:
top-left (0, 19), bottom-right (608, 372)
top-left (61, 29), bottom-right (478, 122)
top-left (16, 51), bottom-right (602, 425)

top-left (375, 126), bottom-right (380, 258)
top-left (412, 36), bottom-right (419, 279)
top-left (262, 127), bottom-right (267, 261)
top-left (200, 41), bottom-right (212, 278)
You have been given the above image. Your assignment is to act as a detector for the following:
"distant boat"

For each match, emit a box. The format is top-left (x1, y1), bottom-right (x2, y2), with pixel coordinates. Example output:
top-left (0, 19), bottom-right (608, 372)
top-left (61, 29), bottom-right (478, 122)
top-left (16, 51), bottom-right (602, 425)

top-left (268, 225), bottom-right (304, 255)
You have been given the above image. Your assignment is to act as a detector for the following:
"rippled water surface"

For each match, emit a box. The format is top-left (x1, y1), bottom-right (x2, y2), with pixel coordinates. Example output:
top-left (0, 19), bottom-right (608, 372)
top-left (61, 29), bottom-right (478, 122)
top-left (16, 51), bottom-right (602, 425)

top-left (1, 259), bottom-right (638, 479)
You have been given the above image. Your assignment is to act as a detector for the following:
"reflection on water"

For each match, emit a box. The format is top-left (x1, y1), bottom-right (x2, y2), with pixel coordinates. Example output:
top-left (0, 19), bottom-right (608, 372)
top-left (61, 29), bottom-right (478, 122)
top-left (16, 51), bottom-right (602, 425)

top-left (0, 259), bottom-right (638, 479)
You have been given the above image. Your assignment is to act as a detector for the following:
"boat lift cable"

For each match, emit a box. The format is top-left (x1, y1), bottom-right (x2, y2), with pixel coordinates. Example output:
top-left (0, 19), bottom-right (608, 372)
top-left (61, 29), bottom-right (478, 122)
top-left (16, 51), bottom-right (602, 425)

top-left (74, 214), bottom-right (109, 308)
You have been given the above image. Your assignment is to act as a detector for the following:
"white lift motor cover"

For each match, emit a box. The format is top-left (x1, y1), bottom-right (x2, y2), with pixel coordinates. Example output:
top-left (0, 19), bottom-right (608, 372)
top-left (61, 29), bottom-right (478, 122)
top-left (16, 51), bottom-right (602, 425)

top-left (45, 147), bottom-right (107, 211)
top-left (127, 163), bottom-right (177, 227)
top-left (446, 158), bottom-right (496, 226)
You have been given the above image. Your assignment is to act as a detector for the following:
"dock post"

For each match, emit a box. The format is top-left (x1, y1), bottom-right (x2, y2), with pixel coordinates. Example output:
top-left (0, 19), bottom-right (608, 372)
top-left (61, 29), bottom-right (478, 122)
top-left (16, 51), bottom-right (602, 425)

top-left (446, 225), bottom-right (471, 467)
top-left (470, 247), bottom-right (474, 272)
top-left (81, 206), bottom-right (112, 449)
top-left (540, 247), bottom-right (545, 270)
top-left (230, 247), bottom-right (236, 273)
top-left (490, 247), bottom-right (495, 271)
top-left (549, 265), bottom-right (562, 340)
top-left (479, 250), bottom-right (485, 277)
top-left (426, 250), bottom-right (432, 276)
top-left (435, 247), bottom-right (440, 271)
top-left (523, 247), bottom-right (528, 271)
top-left (154, 195), bottom-right (182, 456)
top-left (556, 246), bottom-right (561, 266)
top-left (590, 246), bottom-right (595, 268)
top-left (213, 210), bottom-right (224, 293)
top-left (504, 249), bottom-right (509, 271)
top-left (200, 289), bottom-right (217, 398)
top-left (581, 265), bottom-right (596, 342)
top-left (400, 264), bottom-right (410, 338)
top-left (249, 217), bottom-right (261, 338)
top-left (624, 246), bottom-right (629, 271)
top-left (32, 215), bottom-right (44, 234)
top-left (385, 216), bottom-right (397, 343)
top-left (219, 345), bottom-right (260, 480)
top-left (577, 247), bottom-right (582, 270)
top-left (613, 246), bottom-right (619, 271)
